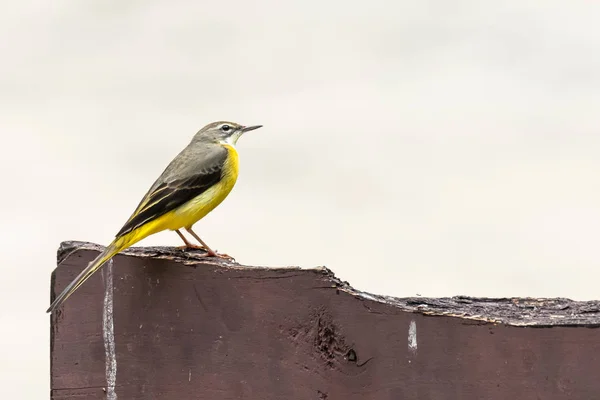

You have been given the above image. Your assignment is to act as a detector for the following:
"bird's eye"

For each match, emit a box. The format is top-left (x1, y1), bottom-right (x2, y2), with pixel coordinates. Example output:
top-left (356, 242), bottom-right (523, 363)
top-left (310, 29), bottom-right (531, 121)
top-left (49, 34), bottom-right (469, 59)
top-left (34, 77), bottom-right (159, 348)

top-left (221, 124), bottom-right (231, 132)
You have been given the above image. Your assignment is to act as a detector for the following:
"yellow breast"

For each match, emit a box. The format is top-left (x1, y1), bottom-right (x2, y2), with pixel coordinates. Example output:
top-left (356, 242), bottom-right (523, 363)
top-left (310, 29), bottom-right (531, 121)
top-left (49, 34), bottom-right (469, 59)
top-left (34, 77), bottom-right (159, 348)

top-left (220, 144), bottom-right (240, 185)
top-left (172, 144), bottom-right (239, 228)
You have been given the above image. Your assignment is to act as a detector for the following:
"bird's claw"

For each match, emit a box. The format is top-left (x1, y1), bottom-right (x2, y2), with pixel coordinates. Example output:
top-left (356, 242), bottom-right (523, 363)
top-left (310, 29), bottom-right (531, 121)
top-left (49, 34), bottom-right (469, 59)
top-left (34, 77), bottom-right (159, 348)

top-left (177, 244), bottom-right (207, 251)
top-left (179, 245), bottom-right (235, 261)
top-left (213, 252), bottom-right (235, 261)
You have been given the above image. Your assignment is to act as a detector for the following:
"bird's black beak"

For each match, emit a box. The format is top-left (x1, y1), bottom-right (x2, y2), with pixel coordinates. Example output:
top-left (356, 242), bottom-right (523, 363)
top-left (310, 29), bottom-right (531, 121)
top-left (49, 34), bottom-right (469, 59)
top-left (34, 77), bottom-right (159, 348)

top-left (241, 125), bottom-right (262, 133)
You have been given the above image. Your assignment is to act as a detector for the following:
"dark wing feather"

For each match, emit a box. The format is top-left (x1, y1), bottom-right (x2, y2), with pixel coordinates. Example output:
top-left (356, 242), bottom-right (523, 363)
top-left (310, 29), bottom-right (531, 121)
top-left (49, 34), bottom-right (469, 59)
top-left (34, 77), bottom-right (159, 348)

top-left (115, 147), bottom-right (227, 238)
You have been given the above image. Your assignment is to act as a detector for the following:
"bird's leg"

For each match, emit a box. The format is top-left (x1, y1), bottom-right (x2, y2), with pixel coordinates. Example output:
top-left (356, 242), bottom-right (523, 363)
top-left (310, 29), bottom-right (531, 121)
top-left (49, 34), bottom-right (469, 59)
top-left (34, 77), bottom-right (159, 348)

top-left (175, 229), bottom-right (205, 250)
top-left (185, 227), bottom-right (234, 259)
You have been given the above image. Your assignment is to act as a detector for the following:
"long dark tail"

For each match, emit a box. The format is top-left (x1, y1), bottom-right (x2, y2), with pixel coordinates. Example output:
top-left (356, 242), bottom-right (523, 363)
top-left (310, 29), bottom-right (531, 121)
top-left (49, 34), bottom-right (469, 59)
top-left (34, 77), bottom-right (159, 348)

top-left (47, 241), bottom-right (122, 313)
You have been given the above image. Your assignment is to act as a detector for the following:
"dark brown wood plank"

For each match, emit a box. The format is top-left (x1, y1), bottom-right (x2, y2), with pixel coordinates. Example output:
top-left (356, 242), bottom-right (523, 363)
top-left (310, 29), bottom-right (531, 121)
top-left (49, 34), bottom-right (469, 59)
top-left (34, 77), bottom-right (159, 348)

top-left (50, 241), bottom-right (600, 400)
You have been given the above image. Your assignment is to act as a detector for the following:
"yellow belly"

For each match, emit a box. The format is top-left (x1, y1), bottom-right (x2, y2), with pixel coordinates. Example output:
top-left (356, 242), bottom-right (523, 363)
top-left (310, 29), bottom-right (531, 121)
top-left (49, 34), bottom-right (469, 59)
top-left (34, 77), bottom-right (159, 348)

top-left (172, 145), bottom-right (239, 228)
top-left (117, 145), bottom-right (239, 247)
top-left (171, 144), bottom-right (239, 228)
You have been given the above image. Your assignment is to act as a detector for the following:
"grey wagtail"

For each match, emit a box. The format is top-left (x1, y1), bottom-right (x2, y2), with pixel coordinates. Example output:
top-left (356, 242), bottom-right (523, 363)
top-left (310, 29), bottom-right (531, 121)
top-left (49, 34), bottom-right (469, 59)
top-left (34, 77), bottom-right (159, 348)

top-left (47, 121), bottom-right (262, 313)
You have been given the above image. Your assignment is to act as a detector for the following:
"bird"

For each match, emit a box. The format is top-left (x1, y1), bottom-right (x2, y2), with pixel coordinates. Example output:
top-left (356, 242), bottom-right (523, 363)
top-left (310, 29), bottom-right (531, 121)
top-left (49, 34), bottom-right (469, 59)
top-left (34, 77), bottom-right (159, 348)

top-left (47, 121), bottom-right (262, 313)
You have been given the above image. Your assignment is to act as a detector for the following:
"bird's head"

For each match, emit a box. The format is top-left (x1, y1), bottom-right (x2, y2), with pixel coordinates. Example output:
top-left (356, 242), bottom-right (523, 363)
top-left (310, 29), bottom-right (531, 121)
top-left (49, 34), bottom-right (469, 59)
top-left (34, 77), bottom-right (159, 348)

top-left (193, 121), bottom-right (262, 146)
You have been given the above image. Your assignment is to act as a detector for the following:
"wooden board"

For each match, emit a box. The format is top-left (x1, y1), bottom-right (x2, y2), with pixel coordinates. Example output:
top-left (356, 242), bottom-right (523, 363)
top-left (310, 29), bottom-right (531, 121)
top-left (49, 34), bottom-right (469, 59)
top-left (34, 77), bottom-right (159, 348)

top-left (50, 241), bottom-right (600, 399)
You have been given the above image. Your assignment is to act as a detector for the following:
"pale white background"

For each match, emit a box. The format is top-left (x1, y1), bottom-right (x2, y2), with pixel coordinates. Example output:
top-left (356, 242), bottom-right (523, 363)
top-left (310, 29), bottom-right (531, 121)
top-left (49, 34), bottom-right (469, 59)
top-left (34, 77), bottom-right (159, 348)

top-left (1, 1), bottom-right (599, 397)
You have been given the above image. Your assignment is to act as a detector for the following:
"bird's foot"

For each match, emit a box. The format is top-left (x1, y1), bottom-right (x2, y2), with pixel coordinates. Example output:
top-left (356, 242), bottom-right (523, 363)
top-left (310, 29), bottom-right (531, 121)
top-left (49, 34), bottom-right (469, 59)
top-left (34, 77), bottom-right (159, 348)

top-left (205, 251), bottom-right (235, 261)
top-left (177, 244), bottom-right (207, 251)
top-left (215, 252), bottom-right (235, 260)
top-left (181, 245), bottom-right (235, 261)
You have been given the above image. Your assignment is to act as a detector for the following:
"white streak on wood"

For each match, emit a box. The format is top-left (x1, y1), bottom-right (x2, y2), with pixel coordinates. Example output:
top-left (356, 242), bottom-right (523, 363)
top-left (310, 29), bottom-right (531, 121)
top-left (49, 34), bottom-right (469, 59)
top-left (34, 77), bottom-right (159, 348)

top-left (103, 260), bottom-right (118, 400)
top-left (408, 320), bottom-right (417, 354)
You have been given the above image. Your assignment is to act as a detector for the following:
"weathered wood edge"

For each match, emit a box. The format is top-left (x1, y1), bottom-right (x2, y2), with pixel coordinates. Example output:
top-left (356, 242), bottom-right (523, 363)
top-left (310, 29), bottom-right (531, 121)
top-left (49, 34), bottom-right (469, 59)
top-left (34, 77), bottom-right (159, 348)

top-left (54, 240), bottom-right (600, 328)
